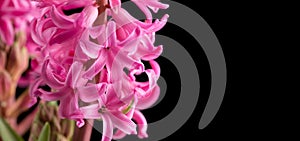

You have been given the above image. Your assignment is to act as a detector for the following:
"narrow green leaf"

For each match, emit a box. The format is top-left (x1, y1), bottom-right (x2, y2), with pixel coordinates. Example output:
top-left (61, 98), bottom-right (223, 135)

top-left (38, 122), bottom-right (51, 141)
top-left (0, 117), bottom-right (24, 141)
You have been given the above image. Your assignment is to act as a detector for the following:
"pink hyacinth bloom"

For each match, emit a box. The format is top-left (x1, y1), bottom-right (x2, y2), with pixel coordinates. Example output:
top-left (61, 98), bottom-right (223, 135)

top-left (28, 0), bottom-right (169, 140)
top-left (0, 0), bottom-right (34, 45)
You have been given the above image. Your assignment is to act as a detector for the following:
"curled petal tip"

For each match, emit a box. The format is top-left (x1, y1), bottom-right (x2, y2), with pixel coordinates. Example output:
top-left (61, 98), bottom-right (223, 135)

top-left (76, 119), bottom-right (85, 128)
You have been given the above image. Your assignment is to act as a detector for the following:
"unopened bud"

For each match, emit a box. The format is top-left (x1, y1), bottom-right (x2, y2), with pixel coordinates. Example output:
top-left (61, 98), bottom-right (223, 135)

top-left (29, 102), bottom-right (75, 141)
top-left (0, 70), bottom-right (12, 101)
top-left (0, 50), bottom-right (6, 70)
top-left (6, 42), bottom-right (29, 82)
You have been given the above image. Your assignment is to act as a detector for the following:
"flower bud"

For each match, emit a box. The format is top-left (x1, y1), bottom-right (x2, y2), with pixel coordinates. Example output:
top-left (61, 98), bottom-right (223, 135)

top-left (0, 70), bottom-right (12, 101)
top-left (29, 102), bottom-right (75, 141)
top-left (0, 50), bottom-right (6, 70)
top-left (6, 40), bottom-right (29, 82)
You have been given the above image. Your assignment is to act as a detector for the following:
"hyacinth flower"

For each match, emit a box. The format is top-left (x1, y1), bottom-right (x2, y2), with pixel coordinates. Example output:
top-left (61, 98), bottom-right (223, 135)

top-left (28, 0), bottom-right (169, 140)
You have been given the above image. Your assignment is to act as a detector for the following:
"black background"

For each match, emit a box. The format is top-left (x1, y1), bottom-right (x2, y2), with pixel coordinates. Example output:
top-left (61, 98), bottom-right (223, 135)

top-left (91, 0), bottom-right (246, 140)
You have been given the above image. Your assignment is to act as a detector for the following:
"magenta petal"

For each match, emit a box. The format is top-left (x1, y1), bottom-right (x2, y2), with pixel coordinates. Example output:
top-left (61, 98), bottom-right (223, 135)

top-left (28, 78), bottom-right (43, 107)
top-left (62, 0), bottom-right (94, 11)
top-left (30, 19), bottom-right (45, 45)
top-left (41, 59), bottom-right (65, 89)
top-left (76, 119), bottom-right (85, 128)
top-left (108, 112), bottom-right (137, 135)
top-left (49, 29), bottom-right (79, 45)
top-left (50, 5), bottom-right (74, 29)
top-left (37, 88), bottom-right (68, 101)
top-left (101, 114), bottom-right (113, 141)
top-left (133, 110), bottom-right (148, 138)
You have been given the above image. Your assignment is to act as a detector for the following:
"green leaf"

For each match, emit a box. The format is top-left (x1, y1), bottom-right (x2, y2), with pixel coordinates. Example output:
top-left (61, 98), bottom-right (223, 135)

top-left (0, 117), bottom-right (24, 141)
top-left (38, 122), bottom-right (51, 141)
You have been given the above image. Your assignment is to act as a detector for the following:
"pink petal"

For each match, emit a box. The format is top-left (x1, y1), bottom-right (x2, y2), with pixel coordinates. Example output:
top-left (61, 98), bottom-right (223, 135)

top-left (111, 7), bottom-right (136, 32)
top-left (58, 94), bottom-right (79, 118)
top-left (77, 83), bottom-right (103, 103)
top-left (137, 85), bottom-right (160, 109)
top-left (65, 61), bottom-right (83, 88)
top-left (36, 88), bottom-right (68, 101)
top-left (131, 0), bottom-right (152, 20)
top-left (79, 38), bottom-right (101, 59)
top-left (28, 78), bottom-right (43, 107)
top-left (101, 114), bottom-right (113, 141)
top-left (108, 111), bottom-right (137, 135)
top-left (80, 104), bottom-right (101, 119)
top-left (41, 59), bottom-right (65, 89)
top-left (62, 0), bottom-right (93, 11)
top-left (112, 129), bottom-right (127, 140)
top-left (83, 50), bottom-right (106, 80)
top-left (30, 19), bottom-right (45, 46)
top-left (49, 28), bottom-right (80, 45)
top-left (50, 5), bottom-right (74, 29)
top-left (80, 6), bottom-right (98, 27)
top-left (76, 119), bottom-right (85, 128)
top-left (133, 110), bottom-right (148, 138)
top-left (145, 14), bottom-right (169, 33)
top-left (149, 60), bottom-right (160, 76)
top-left (89, 25), bottom-right (105, 39)
top-left (109, 0), bottom-right (121, 8)
top-left (147, 0), bottom-right (169, 12)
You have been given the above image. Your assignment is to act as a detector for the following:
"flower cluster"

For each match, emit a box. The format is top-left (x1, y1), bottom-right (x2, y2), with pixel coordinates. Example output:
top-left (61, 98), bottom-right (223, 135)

top-left (28, 0), bottom-right (168, 140)
top-left (0, 0), bottom-right (34, 46)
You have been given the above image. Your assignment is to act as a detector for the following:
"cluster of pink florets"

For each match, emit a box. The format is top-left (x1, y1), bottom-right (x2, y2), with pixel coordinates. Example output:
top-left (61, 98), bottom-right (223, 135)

top-left (24, 0), bottom-right (168, 140)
